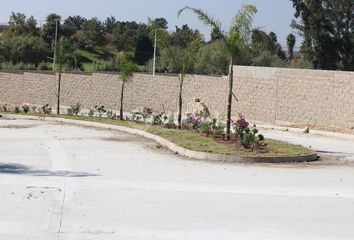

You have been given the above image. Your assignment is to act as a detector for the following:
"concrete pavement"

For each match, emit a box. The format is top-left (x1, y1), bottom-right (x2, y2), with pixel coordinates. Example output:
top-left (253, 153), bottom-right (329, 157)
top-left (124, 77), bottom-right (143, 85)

top-left (1, 118), bottom-right (354, 240)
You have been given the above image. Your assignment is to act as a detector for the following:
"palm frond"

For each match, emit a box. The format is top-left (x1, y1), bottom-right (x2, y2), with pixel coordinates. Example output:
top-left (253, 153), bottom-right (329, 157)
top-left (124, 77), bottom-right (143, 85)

top-left (231, 4), bottom-right (257, 45)
top-left (177, 6), bottom-right (224, 38)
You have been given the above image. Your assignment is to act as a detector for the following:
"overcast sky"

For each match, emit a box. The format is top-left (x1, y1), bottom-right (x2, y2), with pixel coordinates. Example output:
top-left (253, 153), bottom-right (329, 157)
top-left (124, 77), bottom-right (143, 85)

top-left (0, 0), bottom-right (300, 48)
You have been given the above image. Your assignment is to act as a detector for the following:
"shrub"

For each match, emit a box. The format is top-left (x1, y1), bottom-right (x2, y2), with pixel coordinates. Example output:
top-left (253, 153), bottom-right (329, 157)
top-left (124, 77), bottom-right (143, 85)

top-left (38, 62), bottom-right (51, 70)
top-left (232, 113), bottom-right (265, 149)
top-left (41, 104), bottom-right (52, 114)
top-left (22, 104), bottom-right (30, 113)
top-left (1, 104), bottom-right (8, 112)
top-left (94, 105), bottom-right (106, 118)
top-left (152, 113), bottom-right (166, 125)
top-left (184, 113), bottom-right (202, 132)
top-left (88, 108), bottom-right (95, 117)
top-left (31, 106), bottom-right (37, 113)
top-left (68, 103), bottom-right (82, 115)
top-left (14, 106), bottom-right (21, 113)
top-left (106, 110), bottom-right (113, 119)
top-left (163, 114), bottom-right (176, 129)
top-left (200, 121), bottom-right (213, 136)
top-left (211, 118), bottom-right (225, 138)
top-left (66, 108), bottom-right (74, 115)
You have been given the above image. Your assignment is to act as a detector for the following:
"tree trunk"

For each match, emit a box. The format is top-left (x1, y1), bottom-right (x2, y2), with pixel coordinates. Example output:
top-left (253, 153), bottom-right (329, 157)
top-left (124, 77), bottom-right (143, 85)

top-left (226, 56), bottom-right (234, 140)
top-left (120, 81), bottom-right (125, 120)
top-left (177, 74), bottom-right (183, 129)
top-left (56, 72), bottom-right (62, 115)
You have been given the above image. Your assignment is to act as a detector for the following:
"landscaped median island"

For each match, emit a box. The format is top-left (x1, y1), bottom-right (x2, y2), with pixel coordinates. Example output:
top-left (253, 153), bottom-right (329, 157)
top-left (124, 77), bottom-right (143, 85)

top-left (1, 110), bottom-right (317, 163)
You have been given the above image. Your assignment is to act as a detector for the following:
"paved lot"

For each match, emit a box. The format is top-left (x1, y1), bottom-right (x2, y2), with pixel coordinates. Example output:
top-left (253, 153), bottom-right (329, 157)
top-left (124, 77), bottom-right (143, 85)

top-left (1, 118), bottom-right (354, 240)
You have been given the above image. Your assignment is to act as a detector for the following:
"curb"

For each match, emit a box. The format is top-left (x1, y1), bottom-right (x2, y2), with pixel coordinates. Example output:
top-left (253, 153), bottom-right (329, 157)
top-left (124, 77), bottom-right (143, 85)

top-left (5, 114), bottom-right (318, 163)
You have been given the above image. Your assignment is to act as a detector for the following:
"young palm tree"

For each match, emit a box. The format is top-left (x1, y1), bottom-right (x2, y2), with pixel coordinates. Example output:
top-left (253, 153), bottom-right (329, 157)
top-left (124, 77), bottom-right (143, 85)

top-left (149, 19), bottom-right (202, 129)
top-left (117, 51), bottom-right (137, 120)
top-left (178, 4), bottom-right (257, 139)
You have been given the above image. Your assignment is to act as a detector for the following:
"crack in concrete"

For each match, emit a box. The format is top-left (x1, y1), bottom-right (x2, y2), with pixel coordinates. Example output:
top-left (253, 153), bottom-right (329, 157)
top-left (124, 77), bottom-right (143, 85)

top-left (57, 179), bottom-right (66, 240)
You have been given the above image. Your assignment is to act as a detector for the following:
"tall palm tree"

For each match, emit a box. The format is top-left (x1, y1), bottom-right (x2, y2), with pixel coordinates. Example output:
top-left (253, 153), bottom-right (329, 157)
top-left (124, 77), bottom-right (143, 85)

top-left (149, 19), bottom-right (202, 129)
top-left (178, 4), bottom-right (257, 139)
top-left (286, 33), bottom-right (296, 61)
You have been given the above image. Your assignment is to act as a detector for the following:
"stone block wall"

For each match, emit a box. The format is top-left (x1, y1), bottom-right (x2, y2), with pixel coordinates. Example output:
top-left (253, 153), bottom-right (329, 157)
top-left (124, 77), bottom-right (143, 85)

top-left (0, 66), bottom-right (353, 130)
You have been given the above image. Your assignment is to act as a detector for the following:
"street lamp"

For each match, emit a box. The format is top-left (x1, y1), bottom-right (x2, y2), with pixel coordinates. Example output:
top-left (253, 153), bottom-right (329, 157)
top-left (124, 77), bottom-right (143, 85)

top-left (153, 29), bottom-right (157, 76)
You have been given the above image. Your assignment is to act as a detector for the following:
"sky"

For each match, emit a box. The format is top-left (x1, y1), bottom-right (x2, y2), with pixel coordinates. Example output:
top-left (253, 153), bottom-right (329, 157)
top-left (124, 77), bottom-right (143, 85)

top-left (0, 0), bottom-right (300, 48)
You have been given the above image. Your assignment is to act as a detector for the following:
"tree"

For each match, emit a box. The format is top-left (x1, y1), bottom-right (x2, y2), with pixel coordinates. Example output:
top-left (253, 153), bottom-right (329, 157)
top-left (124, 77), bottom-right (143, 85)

top-left (65, 16), bottom-right (86, 31)
top-left (291, 0), bottom-right (353, 70)
top-left (149, 18), bottom-right (202, 128)
top-left (286, 33), bottom-right (296, 61)
top-left (0, 34), bottom-right (49, 64)
top-left (249, 29), bottom-right (287, 66)
top-left (170, 24), bottom-right (201, 48)
top-left (105, 16), bottom-right (117, 33)
top-left (194, 40), bottom-right (229, 75)
top-left (178, 4), bottom-right (257, 139)
top-left (153, 18), bottom-right (168, 30)
top-left (42, 14), bottom-right (61, 45)
top-left (210, 27), bottom-right (223, 42)
top-left (116, 51), bottom-right (137, 120)
top-left (81, 18), bottom-right (105, 50)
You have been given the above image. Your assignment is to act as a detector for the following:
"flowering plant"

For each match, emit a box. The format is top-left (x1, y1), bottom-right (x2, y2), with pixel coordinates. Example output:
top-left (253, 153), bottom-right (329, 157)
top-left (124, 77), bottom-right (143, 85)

top-left (184, 113), bottom-right (202, 131)
top-left (232, 113), bottom-right (264, 149)
top-left (233, 113), bottom-right (249, 129)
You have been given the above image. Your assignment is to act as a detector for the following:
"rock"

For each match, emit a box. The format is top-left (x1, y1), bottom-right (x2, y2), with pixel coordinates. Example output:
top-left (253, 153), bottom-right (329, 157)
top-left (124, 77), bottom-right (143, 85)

top-left (0, 114), bottom-right (2, 118)
top-left (303, 126), bottom-right (310, 134)
top-left (156, 144), bottom-right (162, 149)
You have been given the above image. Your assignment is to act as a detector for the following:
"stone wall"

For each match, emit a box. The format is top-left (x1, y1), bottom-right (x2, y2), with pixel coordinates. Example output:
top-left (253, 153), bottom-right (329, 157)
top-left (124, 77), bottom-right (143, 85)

top-left (0, 66), bottom-right (353, 130)
top-left (233, 66), bottom-right (354, 130)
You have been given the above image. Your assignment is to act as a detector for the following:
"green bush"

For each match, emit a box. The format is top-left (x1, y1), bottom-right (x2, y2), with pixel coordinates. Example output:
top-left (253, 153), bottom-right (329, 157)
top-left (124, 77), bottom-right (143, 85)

top-left (41, 104), bottom-right (52, 114)
top-left (22, 104), bottom-right (30, 113)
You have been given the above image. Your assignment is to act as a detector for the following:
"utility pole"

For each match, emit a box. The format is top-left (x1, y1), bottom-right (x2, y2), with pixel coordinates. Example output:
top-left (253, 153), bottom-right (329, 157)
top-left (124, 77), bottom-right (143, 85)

top-left (152, 29), bottom-right (157, 76)
top-left (52, 19), bottom-right (59, 71)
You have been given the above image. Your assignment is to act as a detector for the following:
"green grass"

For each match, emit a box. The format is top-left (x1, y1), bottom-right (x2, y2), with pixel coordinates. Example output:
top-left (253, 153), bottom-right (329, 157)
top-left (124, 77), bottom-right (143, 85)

top-left (1, 113), bottom-right (314, 157)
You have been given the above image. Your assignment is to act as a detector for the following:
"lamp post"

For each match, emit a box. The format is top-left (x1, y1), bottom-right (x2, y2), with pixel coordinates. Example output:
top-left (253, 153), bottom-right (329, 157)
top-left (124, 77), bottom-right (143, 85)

top-left (152, 29), bottom-right (157, 76)
top-left (52, 19), bottom-right (60, 71)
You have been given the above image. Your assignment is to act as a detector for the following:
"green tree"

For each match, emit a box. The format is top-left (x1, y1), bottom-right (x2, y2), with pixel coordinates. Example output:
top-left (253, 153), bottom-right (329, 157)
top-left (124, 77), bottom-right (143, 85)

top-left (81, 18), bottom-right (105, 50)
top-left (170, 24), bottom-right (201, 48)
top-left (249, 29), bottom-right (286, 66)
top-left (194, 40), bottom-right (229, 75)
top-left (149, 18), bottom-right (202, 128)
top-left (178, 4), bottom-right (257, 138)
top-left (64, 16), bottom-right (86, 31)
top-left (104, 16), bottom-right (117, 33)
top-left (153, 18), bottom-right (168, 30)
top-left (116, 51), bottom-right (137, 120)
top-left (291, 0), bottom-right (353, 70)
top-left (0, 34), bottom-right (49, 64)
top-left (41, 13), bottom-right (61, 45)
top-left (286, 33), bottom-right (296, 61)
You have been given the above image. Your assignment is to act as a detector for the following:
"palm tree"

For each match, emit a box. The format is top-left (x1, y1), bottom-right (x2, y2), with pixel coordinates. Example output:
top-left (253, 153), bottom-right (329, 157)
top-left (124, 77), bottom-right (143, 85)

top-left (117, 51), bottom-right (137, 120)
top-left (286, 33), bottom-right (296, 61)
top-left (149, 19), bottom-right (202, 129)
top-left (178, 4), bottom-right (257, 139)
